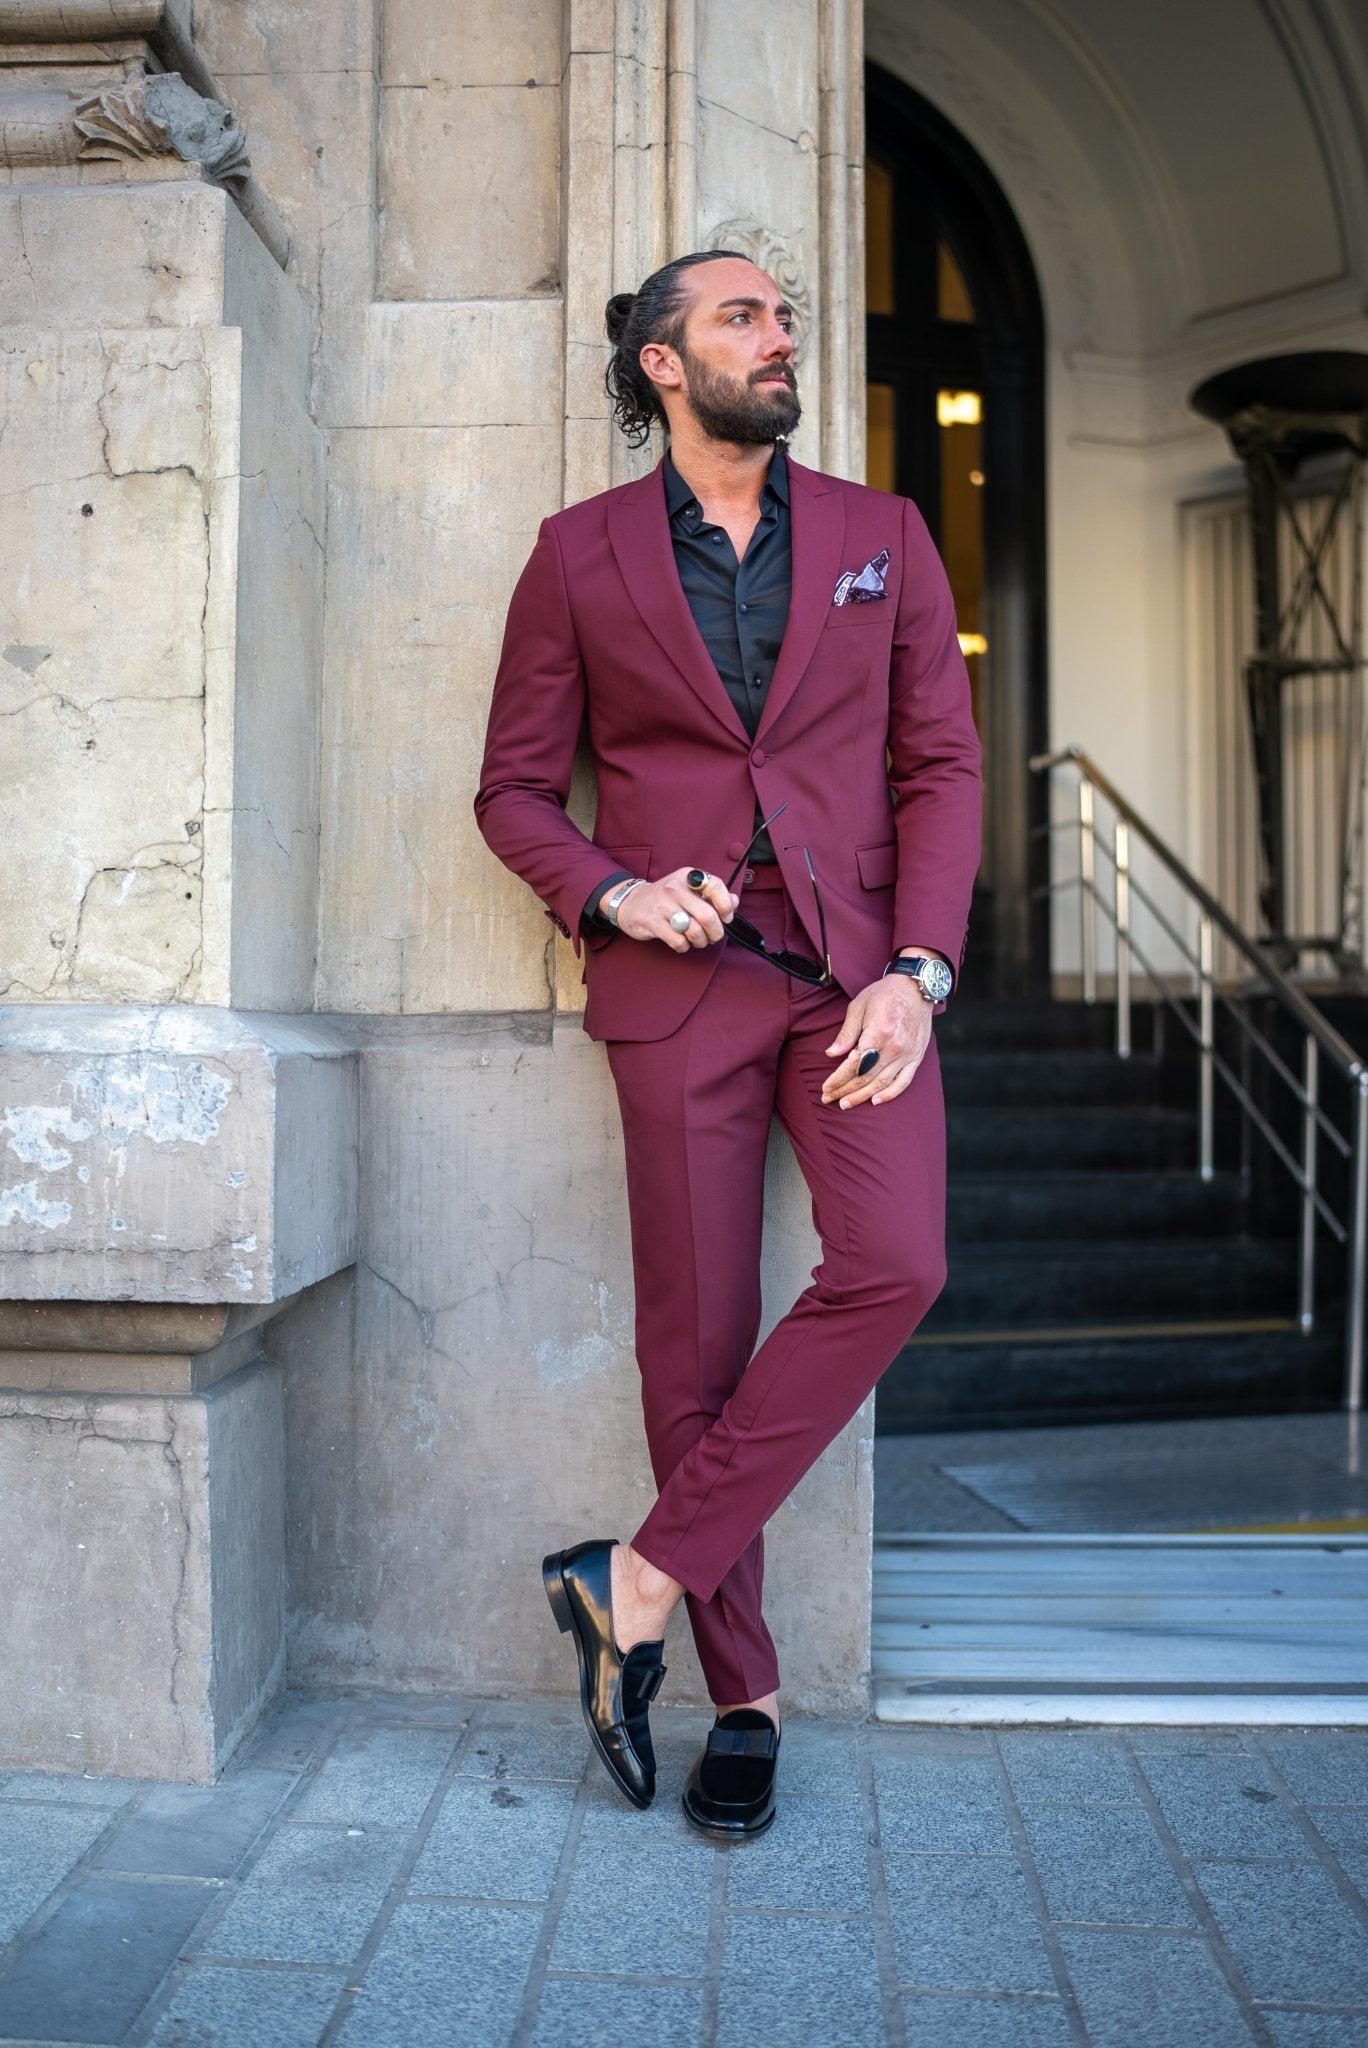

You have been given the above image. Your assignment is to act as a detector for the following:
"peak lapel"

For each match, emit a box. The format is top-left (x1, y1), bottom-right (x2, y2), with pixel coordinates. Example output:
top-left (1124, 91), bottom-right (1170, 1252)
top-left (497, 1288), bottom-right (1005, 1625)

top-left (756, 461), bottom-right (846, 742)
top-left (606, 466), bottom-right (751, 745)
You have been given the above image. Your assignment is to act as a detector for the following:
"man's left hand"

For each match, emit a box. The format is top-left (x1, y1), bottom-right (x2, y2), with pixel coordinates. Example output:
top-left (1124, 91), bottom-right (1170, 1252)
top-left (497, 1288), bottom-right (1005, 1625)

top-left (821, 973), bottom-right (936, 1110)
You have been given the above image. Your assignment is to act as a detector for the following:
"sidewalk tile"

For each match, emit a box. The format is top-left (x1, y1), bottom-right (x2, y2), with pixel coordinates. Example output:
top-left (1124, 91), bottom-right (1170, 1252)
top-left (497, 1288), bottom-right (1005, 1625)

top-left (200, 1824), bottom-right (410, 1965)
top-left (1261, 1738), bottom-right (1368, 1808)
top-left (349, 1692), bottom-right (471, 1728)
top-left (233, 1693), bottom-right (347, 1773)
top-left (459, 1705), bottom-right (588, 1784)
top-left (147, 1962), bottom-right (343, 2046)
top-left (292, 1725), bottom-right (457, 1827)
top-left (1197, 1862), bottom-right (1368, 2005)
top-left (0, 1875), bottom-right (215, 2043)
top-left (334, 1899), bottom-right (540, 2048)
top-left (884, 1853), bottom-right (1055, 1992)
top-left (1020, 1804), bottom-right (1196, 1926)
top-left (874, 1754), bottom-right (1014, 1855)
top-left (1000, 1732), bottom-right (1139, 1804)
top-left (409, 1779), bottom-right (576, 1903)
top-left (550, 1809), bottom-right (713, 1978)
top-left (777, 1724), bottom-right (861, 1800)
top-left (93, 1769), bottom-right (296, 1878)
top-left (1261, 2012), bottom-right (1368, 2045)
top-left (533, 1978), bottom-right (704, 2046)
top-left (0, 1773), bottom-right (146, 1807)
top-left (724, 1794), bottom-right (871, 1912)
top-left (1310, 1811), bottom-right (1368, 1855)
top-left (1138, 1755), bottom-right (1315, 1862)
top-left (0, 1804), bottom-right (116, 1944)
top-left (717, 1915), bottom-right (882, 2048)
top-left (903, 1993), bottom-right (1072, 2046)
top-left (1059, 1928), bottom-right (1257, 2047)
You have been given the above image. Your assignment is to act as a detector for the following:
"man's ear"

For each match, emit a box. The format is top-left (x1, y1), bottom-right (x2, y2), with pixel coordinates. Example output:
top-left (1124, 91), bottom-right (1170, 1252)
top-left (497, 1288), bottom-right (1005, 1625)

top-left (639, 342), bottom-right (683, 395)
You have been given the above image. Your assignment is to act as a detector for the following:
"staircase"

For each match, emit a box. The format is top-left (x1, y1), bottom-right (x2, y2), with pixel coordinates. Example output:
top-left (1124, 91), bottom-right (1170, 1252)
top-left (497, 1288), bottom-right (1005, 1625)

top-left (876, 995), bottom-right (1345, 1432)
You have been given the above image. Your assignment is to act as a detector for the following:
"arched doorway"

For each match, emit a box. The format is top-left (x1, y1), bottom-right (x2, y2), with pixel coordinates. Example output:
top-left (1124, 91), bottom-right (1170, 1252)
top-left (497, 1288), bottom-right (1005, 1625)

top-left (865, 63), bottom-right (1049, 996)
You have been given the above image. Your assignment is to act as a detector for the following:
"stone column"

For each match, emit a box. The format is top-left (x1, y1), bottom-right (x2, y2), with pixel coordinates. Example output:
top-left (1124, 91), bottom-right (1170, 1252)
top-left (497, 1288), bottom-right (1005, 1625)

top-left (0, 2), bottom-right (354, 1780)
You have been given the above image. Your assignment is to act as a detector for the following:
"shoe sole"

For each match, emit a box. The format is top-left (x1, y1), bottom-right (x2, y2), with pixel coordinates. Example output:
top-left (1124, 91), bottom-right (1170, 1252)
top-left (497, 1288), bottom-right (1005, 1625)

top-left (542, 1552), bottom-right (652, 1811)
top-left (680, 1789), bottom-right (777, 1842)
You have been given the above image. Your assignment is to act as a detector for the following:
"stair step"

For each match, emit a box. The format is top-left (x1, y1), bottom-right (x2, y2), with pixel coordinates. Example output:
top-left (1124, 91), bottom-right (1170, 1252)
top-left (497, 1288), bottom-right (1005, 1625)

top-left (925, 1237), bottom-right (1298, 1329)
top-left (935, 999), bottom-right (1159, 1054)
top-left (947, 1103), bottom-right (1194, 1171)
top-left (940, 1049), bottom-right (1162, 1108)
top-left (946, 1169), bottom-right (1249, 1241)
top-left (878, 1324), bottom-right (1342, 1431)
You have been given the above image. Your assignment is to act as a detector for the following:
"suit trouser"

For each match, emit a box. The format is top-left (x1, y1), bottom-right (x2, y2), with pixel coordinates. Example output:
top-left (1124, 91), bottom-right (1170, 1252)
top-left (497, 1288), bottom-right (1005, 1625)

top-left (605, 867), bottom-right (948, 1704)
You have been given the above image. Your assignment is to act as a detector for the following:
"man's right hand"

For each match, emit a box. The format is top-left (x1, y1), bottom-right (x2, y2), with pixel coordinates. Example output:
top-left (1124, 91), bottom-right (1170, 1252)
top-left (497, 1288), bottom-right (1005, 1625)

top-left (616, 868), bottom-right (738, 952)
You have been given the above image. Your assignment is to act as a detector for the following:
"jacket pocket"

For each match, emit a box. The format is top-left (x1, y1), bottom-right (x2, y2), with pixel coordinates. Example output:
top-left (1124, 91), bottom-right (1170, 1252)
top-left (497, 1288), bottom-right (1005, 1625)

top-left (825, 599), bottom-right (890, 629)
top-left (856, 841), bottom-right (898, 890)
top-left (595, 844), bottom-right (652, 877)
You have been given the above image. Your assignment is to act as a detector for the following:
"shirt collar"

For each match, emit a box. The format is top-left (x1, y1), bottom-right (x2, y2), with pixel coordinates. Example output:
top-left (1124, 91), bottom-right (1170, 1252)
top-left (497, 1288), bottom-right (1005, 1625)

top-left (663, 445), bottom-right (790, 521)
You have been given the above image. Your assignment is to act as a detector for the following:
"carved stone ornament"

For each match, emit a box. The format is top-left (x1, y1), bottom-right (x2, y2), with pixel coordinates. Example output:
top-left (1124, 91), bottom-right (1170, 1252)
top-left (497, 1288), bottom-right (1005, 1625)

top-left (704, 219), bottom-right (812, 364)
top-left (74, 72), bottom-right (249, 188)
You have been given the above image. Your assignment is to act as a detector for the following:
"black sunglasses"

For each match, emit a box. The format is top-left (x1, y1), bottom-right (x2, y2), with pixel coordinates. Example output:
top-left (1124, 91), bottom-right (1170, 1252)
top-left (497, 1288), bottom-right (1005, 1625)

top-left (721, 806), bottom-right (832, 985)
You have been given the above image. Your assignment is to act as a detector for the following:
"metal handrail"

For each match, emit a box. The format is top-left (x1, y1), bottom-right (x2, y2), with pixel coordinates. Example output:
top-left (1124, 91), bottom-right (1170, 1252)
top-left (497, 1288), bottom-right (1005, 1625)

top-left (1031, 743), bottom-right (1368, 1409)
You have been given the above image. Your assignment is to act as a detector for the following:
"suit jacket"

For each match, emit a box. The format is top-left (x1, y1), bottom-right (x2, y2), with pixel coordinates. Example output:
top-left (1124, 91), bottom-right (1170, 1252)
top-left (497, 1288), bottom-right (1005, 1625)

top-left (474, 454), bottom-right (983, 1043)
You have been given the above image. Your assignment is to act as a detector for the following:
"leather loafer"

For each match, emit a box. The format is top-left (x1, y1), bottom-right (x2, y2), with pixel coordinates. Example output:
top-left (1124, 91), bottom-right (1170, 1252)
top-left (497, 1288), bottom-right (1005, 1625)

top-left (682, 1708), bottom-right (780, 1839)
top-left (543, 1538), bottom-right (666, 1809)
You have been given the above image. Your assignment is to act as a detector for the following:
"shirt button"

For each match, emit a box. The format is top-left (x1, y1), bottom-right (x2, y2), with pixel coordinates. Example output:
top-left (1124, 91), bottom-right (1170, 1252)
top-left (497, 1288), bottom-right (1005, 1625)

top-left (738, 602), bottom-right (748, 613)
top-left (712, 534), bottom-right (723, 545)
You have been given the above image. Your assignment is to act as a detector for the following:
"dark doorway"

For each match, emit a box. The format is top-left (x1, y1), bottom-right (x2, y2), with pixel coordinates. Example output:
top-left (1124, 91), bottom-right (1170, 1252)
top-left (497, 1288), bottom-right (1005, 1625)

top-left (866, 63), bottom-right (1049, 995)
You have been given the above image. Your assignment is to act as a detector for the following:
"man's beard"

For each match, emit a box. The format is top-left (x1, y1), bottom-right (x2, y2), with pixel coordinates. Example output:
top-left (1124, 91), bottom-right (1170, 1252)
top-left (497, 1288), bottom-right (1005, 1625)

top-left (679, 348), bottom-right (802, 444)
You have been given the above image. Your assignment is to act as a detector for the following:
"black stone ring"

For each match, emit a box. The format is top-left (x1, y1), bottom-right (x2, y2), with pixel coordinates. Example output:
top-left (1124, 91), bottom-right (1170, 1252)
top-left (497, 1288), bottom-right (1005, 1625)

top-left (686, 868), bottom-right (709, 892)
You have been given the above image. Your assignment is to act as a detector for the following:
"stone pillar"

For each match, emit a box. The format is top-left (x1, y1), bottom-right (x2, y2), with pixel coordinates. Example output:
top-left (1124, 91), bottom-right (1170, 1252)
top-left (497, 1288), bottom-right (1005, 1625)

top-left (0, 4), bottom-right (352, 1779)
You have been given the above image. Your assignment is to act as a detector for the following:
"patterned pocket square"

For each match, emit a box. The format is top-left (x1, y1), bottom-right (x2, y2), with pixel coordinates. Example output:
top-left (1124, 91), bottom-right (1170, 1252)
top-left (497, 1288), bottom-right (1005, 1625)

top-left (833, 549), bottom-right (890, 605)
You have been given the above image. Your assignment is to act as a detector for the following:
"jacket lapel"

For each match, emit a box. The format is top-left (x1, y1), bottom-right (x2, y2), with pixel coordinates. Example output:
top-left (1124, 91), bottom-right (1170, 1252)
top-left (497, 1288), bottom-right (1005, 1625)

top-left (606, 465), bottom-right (750, 744)
top-left (756, 458), bottom-right (846, 742)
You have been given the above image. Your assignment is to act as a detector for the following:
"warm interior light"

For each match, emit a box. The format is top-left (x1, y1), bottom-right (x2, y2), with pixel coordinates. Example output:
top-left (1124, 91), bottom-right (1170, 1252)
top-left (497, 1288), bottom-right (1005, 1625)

top-left (937, 389), bottom-right (982, 427)
top-left (958, 632), bottom-right (988, 657)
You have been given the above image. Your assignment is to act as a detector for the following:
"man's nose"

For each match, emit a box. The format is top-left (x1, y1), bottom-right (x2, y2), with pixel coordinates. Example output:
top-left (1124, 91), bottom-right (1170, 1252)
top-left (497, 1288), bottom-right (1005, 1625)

top-left (762, 320), bottom-right (794, 359)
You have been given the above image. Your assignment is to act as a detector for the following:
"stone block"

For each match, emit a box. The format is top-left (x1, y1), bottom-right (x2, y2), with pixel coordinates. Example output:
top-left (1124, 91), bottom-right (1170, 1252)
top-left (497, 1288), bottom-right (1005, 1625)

top-left (1139, 1752), bottom-right (1315, 1862)
top-left (202, 1822), bottom-right (411, 1964)
top-left (0, 1873), bottom-right (216, 2043)
top-left (999, 1731), bottom-right (1140, 1804)
top-left (411, 1778), bottom-right (576, 1904)
top-left (532, 1983), bottom-right (705, 2048)
top-left (0, 1802), bottom-right (114, 1945)
top-left (904, 1998), bottom-right (1072, 2048)
top-left (459, 1701), bottom-right (589, 1784)
top-left (333, 1899), bottom-right (541, 2048)
top-left (0, 1007), bottom-right (358, 1304)
top-left (727, 1790), bottom-right (873, 1912)
top-left (717, 1916), bottom-right (883, 2048)
top-left (1196, 1861), bottom-right (1368, 2005)
top-left (883, 1854), bottom-right (1055, 1992)
top-left (147, 1964), bottom-right (343, 2048)
top-left (291, 1722), bottom-right (457, 1827)
top-left (1059, 1928), bottom-right (1260, 2048)
top-left (92, 1765), bottom-right (296, 1877)
top-left (1019, 1804), bottom-right (1194, 1928)
top-left (550, 1820), bottom-right (714, 1978)
top-left (0, 1357), bottom-right (284, 1782)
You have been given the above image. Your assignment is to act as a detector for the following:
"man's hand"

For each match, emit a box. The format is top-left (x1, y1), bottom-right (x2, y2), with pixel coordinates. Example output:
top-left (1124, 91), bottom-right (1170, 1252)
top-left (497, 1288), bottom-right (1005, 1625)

top-left (616, 868), bottom-right (739, 952)
top-left (821, 974), bottom-right (934, 1109)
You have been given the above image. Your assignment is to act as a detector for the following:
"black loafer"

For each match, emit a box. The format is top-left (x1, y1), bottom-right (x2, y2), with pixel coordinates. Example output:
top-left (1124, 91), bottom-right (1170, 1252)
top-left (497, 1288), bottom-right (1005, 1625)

top-left (543, 1538), bottom-right (666, 1809)
top-left (682, 1708), bottom-right (780, 1839)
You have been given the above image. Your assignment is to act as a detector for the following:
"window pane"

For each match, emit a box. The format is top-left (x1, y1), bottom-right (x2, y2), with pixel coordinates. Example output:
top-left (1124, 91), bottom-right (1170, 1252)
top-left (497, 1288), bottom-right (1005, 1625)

top-left (866, 160), bottom-right (895, 316)
top-left (938, 387), bottom-right (985, 730)
top-left (867, 384), bottom-right (897, 494)
top-left (937, 239), bottom-right (975, 323)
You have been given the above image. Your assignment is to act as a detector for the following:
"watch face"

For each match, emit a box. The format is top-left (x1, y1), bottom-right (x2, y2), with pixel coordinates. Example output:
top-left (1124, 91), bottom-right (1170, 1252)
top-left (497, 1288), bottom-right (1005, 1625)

top-left (922, 958), bottom-right (953, 1001)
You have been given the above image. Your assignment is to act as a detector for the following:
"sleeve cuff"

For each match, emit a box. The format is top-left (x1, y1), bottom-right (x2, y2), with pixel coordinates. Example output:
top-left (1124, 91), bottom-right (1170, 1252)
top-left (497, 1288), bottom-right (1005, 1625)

top-left (582, 870), bottom-right (633, 933)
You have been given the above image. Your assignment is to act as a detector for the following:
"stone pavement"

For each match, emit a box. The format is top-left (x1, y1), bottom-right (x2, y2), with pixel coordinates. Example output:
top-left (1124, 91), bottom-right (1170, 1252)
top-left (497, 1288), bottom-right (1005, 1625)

top-left (4, 1694), bottom-right (1368, 2045)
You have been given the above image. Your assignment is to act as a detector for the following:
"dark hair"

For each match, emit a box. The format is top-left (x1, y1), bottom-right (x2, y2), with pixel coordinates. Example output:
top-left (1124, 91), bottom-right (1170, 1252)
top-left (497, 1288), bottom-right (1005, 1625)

top-left (604, 250), bottom-right (737, 446)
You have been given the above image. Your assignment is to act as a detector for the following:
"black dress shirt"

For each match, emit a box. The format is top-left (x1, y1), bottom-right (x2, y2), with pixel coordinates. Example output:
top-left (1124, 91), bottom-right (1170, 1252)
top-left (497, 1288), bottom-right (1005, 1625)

top-left (586, 447), bottom-right (793, 926)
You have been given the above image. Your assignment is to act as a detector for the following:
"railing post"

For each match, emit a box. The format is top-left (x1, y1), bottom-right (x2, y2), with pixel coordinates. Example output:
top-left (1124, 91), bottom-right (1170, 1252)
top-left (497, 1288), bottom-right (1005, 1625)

top-left (1114, 818), bottom-right (1131, 1059)
top-left (1079, 778), bottom-right (1096, 1005)
top-left (1346, 1075), bottom-right (1368, 1412)
top-left (1198, 914), bottom-right (1214, 1182)
top-left (1298, 1035), bottom-right (1318, 1332)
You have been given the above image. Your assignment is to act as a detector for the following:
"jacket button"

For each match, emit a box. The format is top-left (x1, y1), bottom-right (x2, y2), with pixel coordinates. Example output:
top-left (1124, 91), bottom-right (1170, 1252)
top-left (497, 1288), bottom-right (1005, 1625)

top-left (726, 841), bottom-right (745, 861)
top-left (750, 748), bottom-right (766, 767)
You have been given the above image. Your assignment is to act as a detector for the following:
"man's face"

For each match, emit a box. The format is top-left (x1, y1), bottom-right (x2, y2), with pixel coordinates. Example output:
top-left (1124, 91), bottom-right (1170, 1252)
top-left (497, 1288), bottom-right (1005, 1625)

top-left (673, 258), bottom-right (801, 444)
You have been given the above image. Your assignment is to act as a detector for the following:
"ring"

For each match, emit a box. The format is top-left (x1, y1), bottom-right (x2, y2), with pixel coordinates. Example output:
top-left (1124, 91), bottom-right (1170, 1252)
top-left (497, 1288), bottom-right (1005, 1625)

top-left (857, 1049), bottom-right (880, 1077)
top-left (669, 909), bottom-right (692, 933)
top-left (686, 868), bottom-right (709, 892)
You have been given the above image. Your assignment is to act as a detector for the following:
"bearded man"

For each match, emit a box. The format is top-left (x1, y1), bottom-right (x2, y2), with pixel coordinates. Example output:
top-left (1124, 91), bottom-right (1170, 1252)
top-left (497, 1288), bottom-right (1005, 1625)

top-left (475, 249), bottom-right (982, 1839)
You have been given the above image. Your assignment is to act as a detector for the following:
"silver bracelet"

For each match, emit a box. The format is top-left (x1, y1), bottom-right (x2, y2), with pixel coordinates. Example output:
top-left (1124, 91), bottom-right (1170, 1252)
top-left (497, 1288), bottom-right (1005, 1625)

top-left (602, 877), bottom-right (647, 928)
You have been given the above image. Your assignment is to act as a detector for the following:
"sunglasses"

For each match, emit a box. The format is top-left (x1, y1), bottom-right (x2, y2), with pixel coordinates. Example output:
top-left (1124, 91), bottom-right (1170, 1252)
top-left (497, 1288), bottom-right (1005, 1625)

top-left (721, 806), bottom-right (832, 985)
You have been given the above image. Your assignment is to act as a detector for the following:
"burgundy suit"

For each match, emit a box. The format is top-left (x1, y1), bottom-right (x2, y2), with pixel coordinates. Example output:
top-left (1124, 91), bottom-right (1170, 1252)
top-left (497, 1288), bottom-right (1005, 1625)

top-left (476, 454), bottom-right (981, 1702)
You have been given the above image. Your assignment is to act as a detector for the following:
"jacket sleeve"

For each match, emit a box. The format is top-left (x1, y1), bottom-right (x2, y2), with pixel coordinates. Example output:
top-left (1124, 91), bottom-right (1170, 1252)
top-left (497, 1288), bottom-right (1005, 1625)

top-left (887, 494), bottom-right (984, 994)
top-left (473, 518), bottom-right (625, 949)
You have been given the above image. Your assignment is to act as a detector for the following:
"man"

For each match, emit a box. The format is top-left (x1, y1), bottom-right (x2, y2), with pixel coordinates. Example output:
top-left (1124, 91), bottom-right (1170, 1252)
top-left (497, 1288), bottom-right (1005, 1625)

top-left (475, 249), bottom-right (981, 1839)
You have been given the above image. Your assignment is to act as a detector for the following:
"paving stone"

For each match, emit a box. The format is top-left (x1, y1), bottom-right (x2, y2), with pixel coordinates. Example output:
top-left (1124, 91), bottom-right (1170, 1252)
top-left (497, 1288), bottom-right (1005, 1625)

top-left (1260, 2011), bottom-right (1368, 2046)
top-left (868, 1728), bottom-right (994, 1763)
top-left (459, 1704), bottom-right (589, 1784)
top-left (146, 1961), bottom-right (344, 2047)
top-left (93, 1768), bottom-right (296, 1879)
top-left (999, 1731), bottom-right (1139, 1804)
top-left (199, 1824), bottom-right (410, 1965)
top-left (348, 1691), bottom-right (472, 1729)
top-left (1313, 1810), bottom-right (1368, 1854)
top-left (292, 1725), bottom-right (456, 1827)
top-left (0, 1875), bottom-right (216, 2042)
top-left (1197, 1861), bottom-right (1368, 2005)
top-left (884, 1854), bottom-right (1055, 1992)
top-left (1261, 1737), bottom-right (1368, 1808)
top-left (0, 1772), bottom-right (147, 1806)
top-left (724, 1794), bottom-right (871, 1913)
top-left (903, 1993), bottom-right (1073, 2046)
top-left (874, 1754), bottom-right (1014, 1856)
top-left (233, 1693), bottom-right (348, 1773)
top-left (533, 1977), bottom-right (704, 2046)
top-left (1058, 1928), bottom-right (1257, 2047)
top-left (0, 1803), bottom-right (116, 1945)
top-left (409, 1779), bottom-right (576, 1903)
top-left (1127, 1732), bottom-right (1253, 1755)
top-left (334, 1900), bottom-right (540, 2048)
top-left (1020, 1803), bottom-right (1196, 1926)
top-left (717, 1914), bottom-right (883, 2048)
top-left (775, 1723), bottom-right (862, 1800)
top-left (551, 1821), bottom-right (714, 1979)
top-left (1138, 1754), bottom-right (1315, 1862)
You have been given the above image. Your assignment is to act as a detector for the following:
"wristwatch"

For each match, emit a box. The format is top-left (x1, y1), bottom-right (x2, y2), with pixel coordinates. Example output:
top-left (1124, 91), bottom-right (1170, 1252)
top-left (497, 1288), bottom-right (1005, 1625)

top-left (884, 954), bottom-right (953, 1003)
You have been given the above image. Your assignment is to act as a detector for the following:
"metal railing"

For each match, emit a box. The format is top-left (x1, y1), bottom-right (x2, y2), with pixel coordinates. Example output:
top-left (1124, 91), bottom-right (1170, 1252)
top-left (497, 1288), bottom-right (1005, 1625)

top-left (1031, 744), bottom-right (1368, 1410)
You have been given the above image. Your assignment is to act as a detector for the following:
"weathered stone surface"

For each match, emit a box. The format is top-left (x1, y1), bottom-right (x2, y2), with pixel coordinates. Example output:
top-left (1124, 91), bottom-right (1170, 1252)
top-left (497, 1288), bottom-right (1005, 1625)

top-left (0, 1007), bottom-right (358, 1303)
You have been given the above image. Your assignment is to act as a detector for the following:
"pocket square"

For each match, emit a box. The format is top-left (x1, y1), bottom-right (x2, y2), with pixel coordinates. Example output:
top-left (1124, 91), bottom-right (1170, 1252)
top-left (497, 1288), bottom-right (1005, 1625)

top-left (833, 549), bottom-right (890, 605)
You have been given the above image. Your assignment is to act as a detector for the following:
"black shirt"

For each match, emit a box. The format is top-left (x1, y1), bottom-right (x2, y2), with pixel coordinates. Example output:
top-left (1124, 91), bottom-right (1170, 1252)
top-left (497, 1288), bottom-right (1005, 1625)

top-left (586, 447), bottom-right (793, 925)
